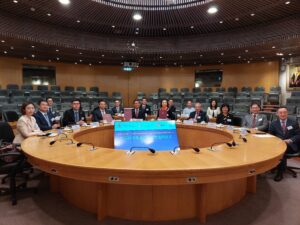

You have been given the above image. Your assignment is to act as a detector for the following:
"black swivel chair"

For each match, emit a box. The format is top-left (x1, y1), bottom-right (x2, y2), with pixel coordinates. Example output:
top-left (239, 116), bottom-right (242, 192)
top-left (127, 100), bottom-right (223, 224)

top-left (286, 152), bottom-right (300, 178)
top-left (0, 122), bottom-right (26, 205)
top-left (2, 111), bottom-right (19, 122)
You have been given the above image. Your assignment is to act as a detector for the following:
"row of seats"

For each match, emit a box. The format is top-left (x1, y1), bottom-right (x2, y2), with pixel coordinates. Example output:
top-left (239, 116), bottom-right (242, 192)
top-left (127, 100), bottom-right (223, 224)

top-left (1, 84), bottom-right (100, 92)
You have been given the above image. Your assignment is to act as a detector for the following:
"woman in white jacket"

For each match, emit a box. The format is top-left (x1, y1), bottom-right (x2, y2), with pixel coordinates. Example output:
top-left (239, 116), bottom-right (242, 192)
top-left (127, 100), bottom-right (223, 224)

top-left (206, 99), bottom-right (220, 119)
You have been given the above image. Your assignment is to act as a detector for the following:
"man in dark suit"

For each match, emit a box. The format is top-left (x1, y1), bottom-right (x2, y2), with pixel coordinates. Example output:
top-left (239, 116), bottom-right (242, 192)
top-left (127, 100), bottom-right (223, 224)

top-left (46, 97), bottom-right (60, 117)
top-left (188, 102), bottom-right (208, 123)
top-left (111, 100), bottom-right (124, 115)
top-left (91, 99), bottom-right (112, 122)
top-left (168, 99), bottom-right (177, 120)
top-left (34, 99), bottom-right (60, 131)
top-left (62, 99), bottom-right (86, 126)
top-left (140, 98), bottom-right (152, 115)
top-left (132, 99), bottom-right (145, 120)
top-left (269, 106), bottom-right (300, 182)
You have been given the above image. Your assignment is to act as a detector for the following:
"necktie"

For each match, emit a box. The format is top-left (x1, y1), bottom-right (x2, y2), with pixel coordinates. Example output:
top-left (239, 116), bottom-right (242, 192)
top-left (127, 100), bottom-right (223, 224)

top-left (135, 109), bottom-right (139, 118)
top-left (75, 111), bottom-right (79, 122)
top-left (195, 112), bottom-right (199, 119)
top-left (281, 120), bottom-right (286, 134)
top-left (101, 110), bottom-right (105, 117)
top-left (44, 113), bottom-right (51, 127)
top-left (49, 107), bottom-right (52, 114)
top-left (252, 114), bottom-right (256, 128)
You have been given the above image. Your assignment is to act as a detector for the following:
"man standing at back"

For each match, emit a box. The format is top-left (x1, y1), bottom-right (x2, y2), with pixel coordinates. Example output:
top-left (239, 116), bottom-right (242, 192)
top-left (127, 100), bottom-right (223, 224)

top-left (242, 103), bottom-right (268, 132)
top-left (269, 106), bottom-right (300, 181)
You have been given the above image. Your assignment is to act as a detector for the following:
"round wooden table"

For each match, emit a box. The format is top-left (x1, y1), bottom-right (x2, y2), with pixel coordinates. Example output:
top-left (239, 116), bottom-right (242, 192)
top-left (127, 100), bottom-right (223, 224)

top-left (21, 123), bottom-right (285, 223)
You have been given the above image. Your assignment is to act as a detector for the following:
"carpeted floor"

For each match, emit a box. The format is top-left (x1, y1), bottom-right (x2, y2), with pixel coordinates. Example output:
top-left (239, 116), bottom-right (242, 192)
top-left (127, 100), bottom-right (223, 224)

top-left (1, 160), bottom-right (300, 225)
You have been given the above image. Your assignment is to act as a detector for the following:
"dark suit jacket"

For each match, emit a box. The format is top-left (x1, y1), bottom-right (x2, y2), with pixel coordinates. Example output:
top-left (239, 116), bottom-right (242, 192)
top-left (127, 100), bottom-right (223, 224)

top-left (91, 108), bottom-right (112, 122)
top-left (188, 111), bottom-right (208, 123)
top-left (132, 108), bottom-right (145, 120)
top-left (111, 106), bottom-right (124, 115)
top-left (269, 118), bottom-right (300, 151)
top-left (140, 104), bottom-right (151, 115)
top-left (216, 113), bottom-right (234, 125)
top-left (62, 109), bottom-right (86, 127)
top-left (34, 111), bottom-right (54, 131)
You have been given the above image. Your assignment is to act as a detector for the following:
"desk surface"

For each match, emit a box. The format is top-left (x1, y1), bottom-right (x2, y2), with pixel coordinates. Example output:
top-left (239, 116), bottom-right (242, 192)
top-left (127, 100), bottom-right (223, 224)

top-left (21, 123), bottom-right (286, 185)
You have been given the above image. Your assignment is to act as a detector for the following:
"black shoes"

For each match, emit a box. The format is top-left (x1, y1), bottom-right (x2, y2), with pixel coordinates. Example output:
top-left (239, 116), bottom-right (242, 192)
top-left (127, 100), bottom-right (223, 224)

top-left (274, 171), bottom-right (283, 182)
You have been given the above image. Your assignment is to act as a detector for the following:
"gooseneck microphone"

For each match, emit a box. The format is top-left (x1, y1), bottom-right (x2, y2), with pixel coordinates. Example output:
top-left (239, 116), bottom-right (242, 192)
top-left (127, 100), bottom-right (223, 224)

top-left (171, 146), bottom-right (200, 154)
top-left (129, 147), bottom-right (156, 154)
top-left (49, 138), bottom-right (74, 146)
top-left (208, 141), bottom-right (236, 151)
top-left (76, 142), bottom-right (96, 151)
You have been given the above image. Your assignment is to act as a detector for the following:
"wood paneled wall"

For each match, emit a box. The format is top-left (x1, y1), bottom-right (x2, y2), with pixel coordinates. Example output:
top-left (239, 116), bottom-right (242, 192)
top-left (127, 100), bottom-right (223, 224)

top-left (0, 57), bottom-right (279, 106)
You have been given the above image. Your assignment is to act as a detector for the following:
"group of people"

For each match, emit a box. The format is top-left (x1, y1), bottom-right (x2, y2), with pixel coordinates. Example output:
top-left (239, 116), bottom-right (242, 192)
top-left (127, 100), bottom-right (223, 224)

top-left (12, 96), bottom-right (299, 182)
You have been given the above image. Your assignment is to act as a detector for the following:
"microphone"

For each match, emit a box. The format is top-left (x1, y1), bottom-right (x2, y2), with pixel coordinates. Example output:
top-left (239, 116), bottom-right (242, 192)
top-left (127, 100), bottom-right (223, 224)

top-left (49, 138), bottom-right (74, 146)
top-left (130, 147), bottom-right (156, 154)
top-left (76, 142), bottom-right (96, 151)
top-left (171, 146), bottom-right (200, 155)
top-left (208, 141), bottom-right (235, 151)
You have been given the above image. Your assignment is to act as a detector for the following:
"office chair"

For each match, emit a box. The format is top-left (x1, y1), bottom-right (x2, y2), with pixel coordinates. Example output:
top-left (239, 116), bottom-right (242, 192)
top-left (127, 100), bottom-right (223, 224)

top-left (286, 152), bottom-right (300, 178)
top-left (2, 111), bottom-right (19, 122)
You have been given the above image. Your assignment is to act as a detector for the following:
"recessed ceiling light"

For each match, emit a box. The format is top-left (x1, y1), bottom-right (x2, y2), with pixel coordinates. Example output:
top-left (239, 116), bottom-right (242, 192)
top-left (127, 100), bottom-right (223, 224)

top-left (133, 13), bottom-right (142, 21)
top-left (160, 56), bottom-right (163, 59)
top-left (219, 20), bottom-right (223, 24)
top-left (163, 27), bottom-right (167, 31)
top-left (79, 59), bottom-right (83, 62)
top-left (74, 62), bottom-right (77, 64)
top-left (285, 1), bottom-right (291, 4)
top-left (30, 7), bottom-right (36, 12)
top-left (200, 54), bottom-right (203, 57)
top-left (272, 46), bottom-right (276, 49)
top-left (48, 59), bottom-right (52, 62)
top-left (24, 57), bottom-right (27, 59)
top-left (288, 53), bottom-right (292, 56)
top-left (235, 18), bottom-right (239, 21)
top-left (247, 61), bottom-right (250, 64)
top-left (102, 54), bottom-right (105, 57)
top-left (276, 52), bottom-right (284, 56)
top-left (31, 54), bottom-right (35, 58)
top-left (3, 51), bottom-right (7, 54)
top-left (13, 0), bottom-right (18, 3)
top-left (31, 45), bottom-right (35, 48)
top-left (47, 13), bottom-right (52, 16)
top-left (10, 46), bottom-right (14, 50)
top-left (56, 57), bottom-right (60, 60)
top-left (98, 61), bottom-right (102, 64)
top-left (76, 20), bottom-right (80, 23)
top-left (190, 26), bottom-right (194, 29)
top-left (140, 56), bottom-right (143, 59)
top-left (250, 13), bottom-right (255, 16)
top-left (261, 56), bottom-right (265, 59)
top-left (221, 52), bottom-right (224, 55)
top-left (56, 49), bottom-right (59, 52)
top-left (238, 56), bottom-right (241, 58)
top-left (1, 40), bottom-right (5, 43)
top-left (112, 25), bottom-right (115, 28)
top-left (89, 63), bottom-right (92, 66)
top-left (59, 0), bottom-right (70, 5)
top-left (135, 32), bottom-right (139, 35)
top-left (79, 52), bottom-right (82, 55)
top-left (245, 49), bottom-right (249, 52)
top-left (207, 6), bottom-right (218, 14)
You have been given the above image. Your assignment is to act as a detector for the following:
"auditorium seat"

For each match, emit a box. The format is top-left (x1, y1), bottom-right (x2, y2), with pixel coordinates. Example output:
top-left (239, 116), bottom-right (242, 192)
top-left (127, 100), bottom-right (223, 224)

top-left (0, 96), bottom-right (9, 104)
top-left (223, 96), bottom-right (235, 105)
top-left (61, 96), bottom-right (73, 103)
top-left (158, 88), bottom-right (166, 93)
top-left (0, 90), bottom-right (8, 97)
top-left (112, 92), bottom-right (122, 99)
top-left (6, 84), bottom-right (19, 90)
top-left (196, 96), bottom-right (207, 103)
top-left (183, 92), bottom-right (193, 100)
top-left (254, 86), bottom-right (265, 92)
top-left (159, 92), bottom-right (170, 99)
top-left (76, 87), bottom-right (86, 92)
top-left (180, 88), bottom-right (190, 94)
top-left (203, 87), bottom-right (213, 93)
top-left (65, 86), bottom-right (75, 92)
top-left (86, 91), bottom-right (98, 97)
top-left (216, 87), bottom-right (226, 93)
top-left (60, 91), bottom-right (73, 97)
top-left (2, 111), bottom-right (19, 122)
top-left (170, 88), bottom-right (178, 94)
top-left (28, 96), bottom-right (43, 104)
top-left (235, 96), bottom-right (251, 104)
top-left (50, 85), bottom-right (61, 91)
top-left (21, 85), bottom-right (33, 90)
top-left (99, 92), bottom-right (109, 100)
top-left (43, 91), bottom-right (55, 98)
top-left (11, 96), bottom-right (26, 104)
top-left (192, 87), bottom-right (201, 93)
top-left (89, 87), bottom-right (99, 92)
top-left (236, 92), bottom-right (250, 98)
top-left (227, 87), bottom-right (238, 94)
top-left (10, 90), bottom-right (24, 97)
top-left (37, 85), bottom-right (48, 91)
top-left (232, 104), bottom-right (249, 116)
top-left (241, 86), bottom-right (252, 93)
top-left (28, 90), bottom-right (43, 97)
top-left (223, 92), bottom-right (235, 97)
top-left (73, 91), bottom-right (84, 97)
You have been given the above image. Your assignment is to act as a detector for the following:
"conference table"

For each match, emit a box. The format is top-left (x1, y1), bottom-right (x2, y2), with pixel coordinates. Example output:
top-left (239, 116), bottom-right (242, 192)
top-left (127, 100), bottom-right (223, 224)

top-left (21, 122), bottom-right (286, 223)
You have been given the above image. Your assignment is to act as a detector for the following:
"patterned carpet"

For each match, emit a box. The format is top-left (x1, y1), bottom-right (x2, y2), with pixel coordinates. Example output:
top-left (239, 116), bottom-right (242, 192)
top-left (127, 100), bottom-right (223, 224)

top-left (0, 160), bottom-right (300, 225)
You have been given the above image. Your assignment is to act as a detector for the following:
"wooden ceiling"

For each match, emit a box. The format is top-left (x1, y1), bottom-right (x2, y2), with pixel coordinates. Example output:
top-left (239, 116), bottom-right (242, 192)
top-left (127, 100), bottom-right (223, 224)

top-left (0, 0), bottom-right (299, 66)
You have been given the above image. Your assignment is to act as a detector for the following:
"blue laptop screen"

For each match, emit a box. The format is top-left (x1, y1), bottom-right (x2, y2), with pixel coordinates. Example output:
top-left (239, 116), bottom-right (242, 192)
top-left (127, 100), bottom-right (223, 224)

top-left (114, 121), bottom-right (179, 151)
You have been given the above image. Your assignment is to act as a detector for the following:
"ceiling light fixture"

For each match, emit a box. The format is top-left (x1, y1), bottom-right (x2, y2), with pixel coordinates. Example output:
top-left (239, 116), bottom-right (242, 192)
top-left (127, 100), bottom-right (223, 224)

top-left (1, 40), bottom-right (5, 43)
top-left (207, 6), bottom-right (218, 14)
top-left (276, 53), bottom-right (284, 56)
top-left (219, 21), bottom-right (223, 24)
top-left (190, 26), bottom-right (194, 29)
top-left (235, 18), bottom-right (239, 21)
top-left (47, 13), bottom-right (52, 16)
top-left (58, 0), bottom-right (70, 5)
top-left (13, 0), bottom-right (18, 3)
top-left (76, 20), bottom-right (80, 23)
top-left (285, 1), bottom-right (291, 4)
top-left (250, 13), bottom-right (255, 16)
top-left (133, 13), bottom-right (142, 21)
